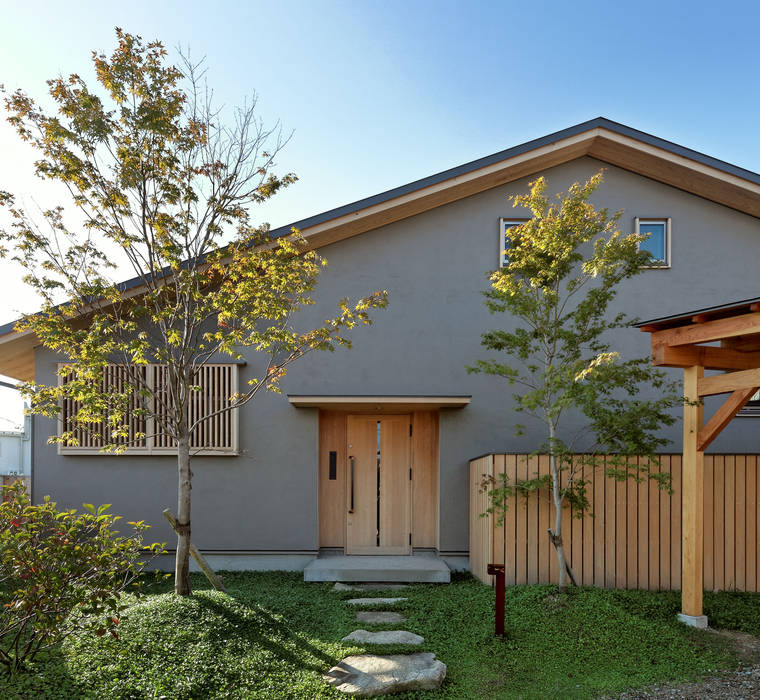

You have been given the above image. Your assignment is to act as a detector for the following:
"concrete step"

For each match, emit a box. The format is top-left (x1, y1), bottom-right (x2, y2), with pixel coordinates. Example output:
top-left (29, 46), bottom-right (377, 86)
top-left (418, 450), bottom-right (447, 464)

top-left (304, 554), bottom-right (450, 583)
top-left (346, 597), bottom-right (407, 606)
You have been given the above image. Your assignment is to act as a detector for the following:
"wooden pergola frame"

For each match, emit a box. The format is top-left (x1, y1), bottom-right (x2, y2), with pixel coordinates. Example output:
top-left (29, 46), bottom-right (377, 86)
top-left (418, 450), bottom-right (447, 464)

top-left (639, 297), bottom-right (760, 627)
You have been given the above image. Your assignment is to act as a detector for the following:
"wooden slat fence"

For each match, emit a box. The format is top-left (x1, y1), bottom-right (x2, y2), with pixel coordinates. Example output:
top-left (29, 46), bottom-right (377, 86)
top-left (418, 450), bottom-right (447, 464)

top-left (469, 454), bottom-right (760, 592)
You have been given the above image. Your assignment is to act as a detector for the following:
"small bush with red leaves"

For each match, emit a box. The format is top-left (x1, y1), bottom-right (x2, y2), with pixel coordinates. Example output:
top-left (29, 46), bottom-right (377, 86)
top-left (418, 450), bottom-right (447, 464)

top-left (0, 480), bottom-right (165, 673)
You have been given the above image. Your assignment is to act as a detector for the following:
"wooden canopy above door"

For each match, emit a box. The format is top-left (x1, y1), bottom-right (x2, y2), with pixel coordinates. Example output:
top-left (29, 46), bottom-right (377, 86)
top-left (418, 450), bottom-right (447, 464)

top-left (638, 296), bottom-right (760, 627)
top-left (288, 395), bottom-right (471, 412)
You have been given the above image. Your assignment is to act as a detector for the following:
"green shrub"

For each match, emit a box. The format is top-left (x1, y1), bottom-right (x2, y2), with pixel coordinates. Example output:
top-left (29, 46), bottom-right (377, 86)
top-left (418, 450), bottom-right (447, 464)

top-left (705, 590), bottom-right (760, 635)
top-left (0, 481), bottom-right (165, 673)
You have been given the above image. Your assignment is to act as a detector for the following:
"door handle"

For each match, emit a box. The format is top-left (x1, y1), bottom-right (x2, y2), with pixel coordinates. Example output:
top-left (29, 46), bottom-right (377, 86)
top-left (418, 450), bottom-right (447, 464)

top-left (348, 455), bottom-right (355, 513)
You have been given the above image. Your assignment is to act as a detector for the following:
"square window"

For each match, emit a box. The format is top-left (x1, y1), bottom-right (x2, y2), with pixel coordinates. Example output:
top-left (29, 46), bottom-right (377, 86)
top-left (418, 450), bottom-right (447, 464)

top-left (635, 218), bottom-right (670, 267)
top-left (499, 218), bottom-right (528, 267)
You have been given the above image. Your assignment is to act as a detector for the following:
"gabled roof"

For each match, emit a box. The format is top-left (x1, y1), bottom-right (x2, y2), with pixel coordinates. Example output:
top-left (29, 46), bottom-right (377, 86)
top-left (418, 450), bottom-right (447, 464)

top-left (272, 116), bottom-right (760, 249)
top-left (2, 117), bottom-right (760, 381)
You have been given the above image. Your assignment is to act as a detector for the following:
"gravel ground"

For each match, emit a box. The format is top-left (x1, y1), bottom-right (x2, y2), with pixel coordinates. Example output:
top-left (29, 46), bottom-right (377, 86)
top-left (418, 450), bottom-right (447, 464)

top-left (606, 631), bottom-right (760, 700)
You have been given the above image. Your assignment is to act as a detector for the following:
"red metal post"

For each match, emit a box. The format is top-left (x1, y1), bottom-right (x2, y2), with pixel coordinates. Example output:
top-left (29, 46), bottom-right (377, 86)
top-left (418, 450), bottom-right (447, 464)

top-left (487, 563), bottom-right (506, 637)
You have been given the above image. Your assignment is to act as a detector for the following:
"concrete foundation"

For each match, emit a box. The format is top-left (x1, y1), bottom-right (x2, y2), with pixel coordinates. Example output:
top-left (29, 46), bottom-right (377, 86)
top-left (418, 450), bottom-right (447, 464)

top-left (303, 553), bottom-right (451, 583)
top-left (677, 613), bottom-right (709, 629)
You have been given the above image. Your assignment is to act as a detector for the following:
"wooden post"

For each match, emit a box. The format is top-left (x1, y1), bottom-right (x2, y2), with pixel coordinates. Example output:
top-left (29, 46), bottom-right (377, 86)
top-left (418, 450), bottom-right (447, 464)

top-left (163, 508), bottom-right (227, 593)
top-left (679, 366), bottom-right (707, 627)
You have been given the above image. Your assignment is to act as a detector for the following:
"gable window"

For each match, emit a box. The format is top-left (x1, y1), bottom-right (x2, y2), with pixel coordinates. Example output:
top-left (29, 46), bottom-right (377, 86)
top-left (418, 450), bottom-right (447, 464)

top-left (58, 363), bottom-right (239, 455)
top-left (635, 217), bottom-right (671, 267)
top-left (739, 389), bottom-right (760, 417)
top-left (499, 218), bottom-right (529, 267)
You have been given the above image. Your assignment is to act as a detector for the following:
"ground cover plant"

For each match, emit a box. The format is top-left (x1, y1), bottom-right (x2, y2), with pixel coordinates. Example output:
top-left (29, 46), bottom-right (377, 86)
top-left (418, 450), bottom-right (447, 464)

top-left (0, 571), bottom-right (755, 699)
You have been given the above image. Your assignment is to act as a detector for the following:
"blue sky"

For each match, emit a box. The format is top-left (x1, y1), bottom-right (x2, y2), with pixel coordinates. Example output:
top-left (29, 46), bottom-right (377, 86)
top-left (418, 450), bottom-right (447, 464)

top-left (1, 0), bottom-right (759, 423)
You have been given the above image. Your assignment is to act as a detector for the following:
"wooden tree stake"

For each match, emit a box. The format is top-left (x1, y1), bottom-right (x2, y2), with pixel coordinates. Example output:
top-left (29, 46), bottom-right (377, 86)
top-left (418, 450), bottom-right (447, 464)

top-left (163, 508), bottom-right (227, 593)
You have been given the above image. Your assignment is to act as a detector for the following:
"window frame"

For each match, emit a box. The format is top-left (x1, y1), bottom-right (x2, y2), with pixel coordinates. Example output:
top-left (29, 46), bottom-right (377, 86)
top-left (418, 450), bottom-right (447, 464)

top-left (56, 362), bottom-right (240, 456)
top-left (498, 217), bottom-right (530, 268)
top-left (635, 217), bottom-right (671, 269)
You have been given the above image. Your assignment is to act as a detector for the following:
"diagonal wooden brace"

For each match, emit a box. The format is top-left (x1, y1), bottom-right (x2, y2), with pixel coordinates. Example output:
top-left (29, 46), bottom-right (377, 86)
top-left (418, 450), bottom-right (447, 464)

top-left (163, 508), bottom-right (227, 593)
top-left (697, 387), bottom-right (758, 451)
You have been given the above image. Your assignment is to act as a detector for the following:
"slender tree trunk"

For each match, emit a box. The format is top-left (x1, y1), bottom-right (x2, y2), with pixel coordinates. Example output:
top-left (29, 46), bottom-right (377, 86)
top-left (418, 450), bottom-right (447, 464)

top-left (549, 451), bottom-right (569, 592)
top-left (175, 434), bottom-right (192, 596)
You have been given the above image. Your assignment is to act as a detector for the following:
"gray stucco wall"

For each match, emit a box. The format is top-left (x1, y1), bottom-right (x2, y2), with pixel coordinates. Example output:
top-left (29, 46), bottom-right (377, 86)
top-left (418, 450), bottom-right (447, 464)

top-left (32, 156), bottom-right (760, 556)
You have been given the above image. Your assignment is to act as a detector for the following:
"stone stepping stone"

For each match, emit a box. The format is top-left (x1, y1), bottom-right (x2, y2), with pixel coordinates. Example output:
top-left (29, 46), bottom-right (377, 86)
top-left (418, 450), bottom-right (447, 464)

top-left (342, 629), bottom-right (424, 645)
top-left (333, 583), bottom-right (409, 592)
top-left (324, 652), bottom-right (446, 697)
top-left (346, 597), bottom-right (407, 606)
top-left (356, 611), bottom-right (405, 624)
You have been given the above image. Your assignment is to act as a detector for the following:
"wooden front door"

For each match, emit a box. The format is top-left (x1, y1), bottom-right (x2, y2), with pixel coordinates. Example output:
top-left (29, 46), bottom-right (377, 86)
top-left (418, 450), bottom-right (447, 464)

top-left (346, 414), bottom-right (411, 554)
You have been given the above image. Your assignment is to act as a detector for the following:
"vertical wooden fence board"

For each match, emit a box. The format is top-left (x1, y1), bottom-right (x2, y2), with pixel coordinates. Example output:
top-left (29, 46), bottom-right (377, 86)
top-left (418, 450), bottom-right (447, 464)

top-left (468, 455), bottom-right (493, 584)
top-left (736, 456), bottom-right (747, 591)
top-left (670, 455), bottom-right (682, 591)
top-left (713, 456), bottom-right (725, 591)
top-left (571, 458), bottom-right (584, 577)
top-left (504, 454), bottom-right (518, 585)
top-left (704, 456), bottom-right (714, 592)
top-left (648, 458), bottom-right (661, 590)
top-left (493, 454), bottom-right (506, 568)
top-left (747, 456), bottom-right (757, 592)
top-left (594, 459), bottom-right (606, 588)
top-left (627, 460), bottom-right (639, 589)
top-left (470, 454), bottom-right (760, 592)
top-left (538, 454), bottom-right (551, 584)
top-left (637, 457), bottom-right (649, 590)
top-left (659, 456), bottom-right (672, 589)
top-left (725, 455), bottom-right (736, 590)
top-left (526, 455), bottom-right (540, 584)
top-left (515, 455), bottom-right (528, 585)
top-left (616, 467), bottom-right (627, 589)
top-left (582, 461), bottom-right (595, 587)
top-left (605, 456), bottom-right (617, 588)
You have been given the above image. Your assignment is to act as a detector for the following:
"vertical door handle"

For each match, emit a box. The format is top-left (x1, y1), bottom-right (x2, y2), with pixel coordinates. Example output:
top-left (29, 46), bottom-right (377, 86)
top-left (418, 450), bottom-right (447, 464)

top-left (348, 456), bottom-right (355, 513)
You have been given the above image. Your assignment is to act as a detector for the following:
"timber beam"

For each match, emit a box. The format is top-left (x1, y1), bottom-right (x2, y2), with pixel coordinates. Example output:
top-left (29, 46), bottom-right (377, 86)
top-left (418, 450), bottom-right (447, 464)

top-left (650, 312), bottom-right (760, 347)
top-left (698, 368), bottom-right (760, 396)
top-left (721, 336), bottom-right (760, 352)
top-left (652, 344), bottom-right (760, 370)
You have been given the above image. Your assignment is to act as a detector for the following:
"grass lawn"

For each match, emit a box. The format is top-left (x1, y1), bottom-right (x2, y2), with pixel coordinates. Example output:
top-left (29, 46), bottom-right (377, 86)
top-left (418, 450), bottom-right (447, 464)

top-left (2, 571), bottom-right (759, 699)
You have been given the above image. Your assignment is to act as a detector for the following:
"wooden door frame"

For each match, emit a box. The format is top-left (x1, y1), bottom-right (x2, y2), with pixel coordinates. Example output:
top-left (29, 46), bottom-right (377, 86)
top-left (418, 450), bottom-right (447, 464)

top-left (317, 408), bottom-right (441, 554)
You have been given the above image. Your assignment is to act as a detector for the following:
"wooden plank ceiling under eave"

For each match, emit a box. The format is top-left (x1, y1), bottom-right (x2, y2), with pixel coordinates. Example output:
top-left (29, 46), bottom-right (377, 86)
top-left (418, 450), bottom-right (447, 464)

top-left (587, 133), bottom-right (760, 219)
top-left (0, 333), bottom-right (36, 382)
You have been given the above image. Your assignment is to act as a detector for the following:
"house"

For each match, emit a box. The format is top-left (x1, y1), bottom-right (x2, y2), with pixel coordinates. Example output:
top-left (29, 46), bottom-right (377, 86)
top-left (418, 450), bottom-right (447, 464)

top-left (0, 383), bottom-right (31, 499)
top-left (0, 117), bottom-right (759, 582)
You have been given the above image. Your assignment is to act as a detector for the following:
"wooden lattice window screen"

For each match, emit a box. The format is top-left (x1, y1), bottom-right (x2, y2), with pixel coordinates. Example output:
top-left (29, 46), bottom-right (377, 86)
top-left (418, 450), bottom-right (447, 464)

top-left (59, 363), bottom-right (239, 455)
